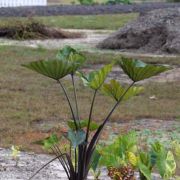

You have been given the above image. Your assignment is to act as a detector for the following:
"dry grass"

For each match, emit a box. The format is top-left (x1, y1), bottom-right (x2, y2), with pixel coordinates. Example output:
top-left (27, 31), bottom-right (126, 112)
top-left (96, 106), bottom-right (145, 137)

top-left (0, 45), bottom-right (179, 152)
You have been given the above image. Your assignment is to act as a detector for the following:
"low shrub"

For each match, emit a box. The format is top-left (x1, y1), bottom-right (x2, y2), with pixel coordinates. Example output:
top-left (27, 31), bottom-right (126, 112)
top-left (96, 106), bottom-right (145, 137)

top-left (106, 0), bottom-right (132, 5)
top-left (97, 131), bottom-right (179, 179)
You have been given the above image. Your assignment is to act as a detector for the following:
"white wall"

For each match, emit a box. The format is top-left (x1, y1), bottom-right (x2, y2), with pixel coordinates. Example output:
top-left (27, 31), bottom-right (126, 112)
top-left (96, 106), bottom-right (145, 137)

top-left (0, 0), bottom-right (47, 7)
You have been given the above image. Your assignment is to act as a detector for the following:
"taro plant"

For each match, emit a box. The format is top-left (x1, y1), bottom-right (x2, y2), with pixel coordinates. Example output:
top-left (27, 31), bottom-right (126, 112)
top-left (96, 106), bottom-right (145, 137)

top-left (98, 131), bottom-right (138, 179)
top-left (22, 46), bottom-right (170, 180)
top-left (97, 132), bottom-right (177, 180)
top-left (138, 141), bottom-right (176, 180)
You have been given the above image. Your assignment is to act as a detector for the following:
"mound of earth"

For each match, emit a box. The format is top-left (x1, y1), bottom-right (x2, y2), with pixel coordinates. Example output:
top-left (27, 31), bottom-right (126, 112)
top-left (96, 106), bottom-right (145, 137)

top-left (0, 21), bottom-right (82, 40)
top-left (98, 8), bottom-right (180, 54)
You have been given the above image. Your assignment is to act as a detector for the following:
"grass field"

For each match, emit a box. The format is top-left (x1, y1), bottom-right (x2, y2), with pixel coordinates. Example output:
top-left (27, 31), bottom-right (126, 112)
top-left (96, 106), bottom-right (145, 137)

top-left (0, 13), bottom-right (138, 30)
top-left (0, 45), bottom-right (179, 151)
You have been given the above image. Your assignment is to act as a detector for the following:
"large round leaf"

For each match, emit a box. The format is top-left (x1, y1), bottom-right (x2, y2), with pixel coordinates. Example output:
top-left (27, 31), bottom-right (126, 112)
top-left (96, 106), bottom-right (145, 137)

top-left (78, 64), bottom-right (113, 90)
top-left (22, 59), bottom-right (73, 80)
top-left (118, 57), bottom-right (170, 82)
top-left (102, 79), bottom-right (143, 102)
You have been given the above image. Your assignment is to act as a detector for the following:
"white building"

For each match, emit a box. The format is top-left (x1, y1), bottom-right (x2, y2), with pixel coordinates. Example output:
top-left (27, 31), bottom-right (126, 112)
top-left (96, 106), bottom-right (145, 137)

top-left (0, 0), bottom-right (47, 7)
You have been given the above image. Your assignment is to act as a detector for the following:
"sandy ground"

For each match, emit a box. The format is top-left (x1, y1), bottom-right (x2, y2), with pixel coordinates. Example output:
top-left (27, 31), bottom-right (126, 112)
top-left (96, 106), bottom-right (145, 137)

top-left (0, 29), bottom-right (111, 50)
top-left (0, 148), bottom-right (109, 180)
top-left (0, 142), bottom-right (165, 180)
top-left (1, 118), bottom-right (177, 179)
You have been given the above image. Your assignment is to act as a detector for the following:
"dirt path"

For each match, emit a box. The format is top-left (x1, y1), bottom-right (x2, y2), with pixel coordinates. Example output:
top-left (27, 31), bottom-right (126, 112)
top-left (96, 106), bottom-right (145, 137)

top-left (0, 29), bottom-right (112, 50)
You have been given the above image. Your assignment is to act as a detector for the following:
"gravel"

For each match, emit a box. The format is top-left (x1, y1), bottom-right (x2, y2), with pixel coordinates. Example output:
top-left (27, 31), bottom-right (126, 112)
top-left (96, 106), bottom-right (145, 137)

top-left (0, 147), bottom-right (165, 180)
top-left (0, 3), bottom-right (180, 17)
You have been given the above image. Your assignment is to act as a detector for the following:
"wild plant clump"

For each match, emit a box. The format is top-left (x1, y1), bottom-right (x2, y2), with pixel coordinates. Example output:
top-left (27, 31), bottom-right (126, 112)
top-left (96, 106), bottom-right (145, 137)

top-left (23, 46), bottom-right (170, 180)
top-left (0, 20), bottom-right (82, 40)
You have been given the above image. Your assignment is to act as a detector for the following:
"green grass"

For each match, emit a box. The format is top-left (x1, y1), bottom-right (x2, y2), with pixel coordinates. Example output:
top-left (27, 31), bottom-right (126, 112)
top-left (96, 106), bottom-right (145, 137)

top-left (0, 45), bottom-right (179, 152)
top-left (0, 13), bottom-right (138, 30)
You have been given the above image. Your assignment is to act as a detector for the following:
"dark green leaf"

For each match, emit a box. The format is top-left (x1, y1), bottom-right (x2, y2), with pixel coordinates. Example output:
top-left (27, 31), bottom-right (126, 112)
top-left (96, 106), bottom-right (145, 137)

top-left (22, 59), bottom-right (73, 80)
top-left (118, 57), bottom-right (170, 82)
top-left (67, 129), bottom-right (86, 148)
top-left (102, 79), bottom-right (143, 101)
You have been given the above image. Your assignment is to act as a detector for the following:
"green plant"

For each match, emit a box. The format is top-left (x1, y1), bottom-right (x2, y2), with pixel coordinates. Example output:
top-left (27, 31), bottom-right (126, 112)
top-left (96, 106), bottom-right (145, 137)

top-left (167, 0), bottom-right (180, 2)
top-left (98, 131), bottom-right (138, 168)
top-left (151, 142), bottom-right (176, 179)
top-left (106, 0), bottom-right (132, 5)
top-left (78, 0), bottom-right (94, 5)
top-left (23, 46), bottom-right (170, 180)
top-left (136, 141), bottom-right (177, 180)
top-left (11, 145), bottom-right (20, 167)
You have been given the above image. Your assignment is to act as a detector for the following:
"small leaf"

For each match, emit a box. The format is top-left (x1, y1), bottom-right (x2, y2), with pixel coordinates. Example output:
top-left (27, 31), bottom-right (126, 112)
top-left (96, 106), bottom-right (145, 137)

top-left (118, 57), bottom-right (170, 82)
top-left (22, 59), bottom-right (73, 80)
top-left (67, 119), bottom-right (99, 131)
top-left (11, 145), bottom-right (20, 158)
top-left (138, 162), bottom-right (152, 180)
top-left (127, 152), bottom-right (138, 167)
top-left (67, 129), bottom-right (86, 148)
top-left (102, 79), bottom-right (143, 101)
top-left (78, 64), bottom-right (113, 90)
top-left (56, 46), bottom-right (77, 60)
top-left (43, 134), bottom-right (59, 150)
top-left (91, 150), bottom-right (101, 172)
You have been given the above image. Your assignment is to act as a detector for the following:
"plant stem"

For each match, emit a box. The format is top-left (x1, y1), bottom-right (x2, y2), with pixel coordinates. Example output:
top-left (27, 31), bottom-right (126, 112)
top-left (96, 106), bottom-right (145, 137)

top-left (86, 82), bottom-right (135, 166)
top-left (75, 148), bottom-right (77, 175)
top-left (57, 79), bottom-right (78, 130)
top-left (51, 146), bottom-right (70, 179)
top-left (29, 153), bottom-right (68, 180)
top-left (101, 82), bottom-right (135, 129)
top-left (71, 74), bottom-right (80, 127)
top-left (80, 90), bottom-right (97, 180)
top-left (86, 89), bottom-right (97, 142)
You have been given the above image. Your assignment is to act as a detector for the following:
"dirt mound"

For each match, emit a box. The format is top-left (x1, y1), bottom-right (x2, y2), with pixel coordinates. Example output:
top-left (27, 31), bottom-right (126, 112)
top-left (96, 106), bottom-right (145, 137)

top-left (0, 21), bottom-right (82, 40)
top-left (98, 8), bottom-right (180, 54)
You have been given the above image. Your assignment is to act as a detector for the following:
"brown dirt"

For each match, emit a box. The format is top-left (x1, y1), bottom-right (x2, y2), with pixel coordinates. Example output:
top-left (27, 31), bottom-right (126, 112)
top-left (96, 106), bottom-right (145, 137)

top-left (98, 8), bottom-right (180, 54)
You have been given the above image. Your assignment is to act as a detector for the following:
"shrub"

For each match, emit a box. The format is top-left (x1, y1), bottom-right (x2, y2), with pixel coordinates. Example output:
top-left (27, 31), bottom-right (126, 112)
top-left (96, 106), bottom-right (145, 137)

top-left (106, 0), bottom-right (132, 5)
top-left (78, 0), bottom-right (94, 5)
